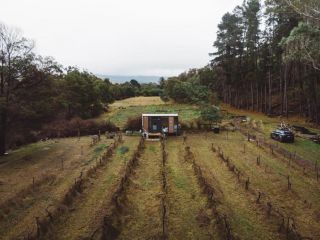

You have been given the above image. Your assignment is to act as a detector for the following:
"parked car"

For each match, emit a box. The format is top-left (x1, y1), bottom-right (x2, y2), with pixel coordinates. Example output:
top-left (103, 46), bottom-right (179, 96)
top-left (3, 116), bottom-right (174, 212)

top-left (212, 125), bottom-right (220, 134)
top-left (270, 129), bottom-right (294, 143)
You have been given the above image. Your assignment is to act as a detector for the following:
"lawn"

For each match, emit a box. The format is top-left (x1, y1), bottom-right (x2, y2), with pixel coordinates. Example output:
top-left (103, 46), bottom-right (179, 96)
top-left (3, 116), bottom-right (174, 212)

top-left (222, 103), bottom-right (320, 164)
top-left (100, 97), bottom-right (201, 129)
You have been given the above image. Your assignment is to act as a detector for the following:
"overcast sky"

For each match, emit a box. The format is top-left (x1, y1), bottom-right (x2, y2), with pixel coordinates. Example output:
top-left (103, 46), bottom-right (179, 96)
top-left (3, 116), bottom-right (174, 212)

top-left (1, 0), bottom-right (243, 76)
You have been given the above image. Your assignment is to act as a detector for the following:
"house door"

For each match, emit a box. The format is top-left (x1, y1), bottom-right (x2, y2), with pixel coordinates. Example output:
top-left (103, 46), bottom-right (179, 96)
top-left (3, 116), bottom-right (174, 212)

top-left (151, 117), bottom-right (161, 132)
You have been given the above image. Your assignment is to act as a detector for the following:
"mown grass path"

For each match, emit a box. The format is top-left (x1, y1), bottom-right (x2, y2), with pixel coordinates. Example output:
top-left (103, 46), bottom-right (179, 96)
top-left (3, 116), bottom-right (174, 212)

top-left (116, 142), bottom-right (163, 239)
top-left (166, 138), bottom-right (220, 239)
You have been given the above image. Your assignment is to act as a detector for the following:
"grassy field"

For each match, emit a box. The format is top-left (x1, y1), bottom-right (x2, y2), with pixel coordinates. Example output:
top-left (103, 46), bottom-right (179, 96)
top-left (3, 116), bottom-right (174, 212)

top-left (0, 97), bottom-right (319, 239)
top-left (116, 142), bottom-right (163, 239)
top-left (0, 136), bottom-right (121, 239)
top-left (45, 137), bottom-right (140, 240)
top-left (188, 132), bottom-right (320, 239)
top-left (166, 138), bottom-right (219, 239)
top-left (222, 104), bottom-right (320, 164)
top-left (100, 96), bottom-right (200, 129)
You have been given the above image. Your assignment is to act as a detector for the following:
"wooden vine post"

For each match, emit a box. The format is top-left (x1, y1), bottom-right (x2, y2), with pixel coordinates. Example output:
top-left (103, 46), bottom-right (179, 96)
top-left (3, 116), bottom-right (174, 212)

top-left (256, 155), bottom-right (261, 166)
top-left (256, 192), bottom-right (261, 203)
top-left (287, 175), bottom-right (292, 190)
top-left (245, 177), bottom-right (250, 190)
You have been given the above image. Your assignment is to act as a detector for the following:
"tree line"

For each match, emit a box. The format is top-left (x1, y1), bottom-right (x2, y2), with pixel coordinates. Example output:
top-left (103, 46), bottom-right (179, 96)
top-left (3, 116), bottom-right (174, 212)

top-left (211, 0), bottom-right (320, 122)
top-left (162, 0), bottom-right (320, 124)
top-left (0, 23), bottom-right (162, 154)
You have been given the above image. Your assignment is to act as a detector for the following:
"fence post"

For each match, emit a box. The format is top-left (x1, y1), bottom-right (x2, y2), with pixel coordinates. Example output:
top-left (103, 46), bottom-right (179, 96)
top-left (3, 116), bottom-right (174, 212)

top-left (256, 192), bottom-right (261, 203)
top-left (256, 155), bottom-right (261, 166)
top-left (245, 177), bottom-right (250, 190)
top-left (267, 202), bottom-right (272, 216)
top-left (287, 176), bottom-right (292, 190)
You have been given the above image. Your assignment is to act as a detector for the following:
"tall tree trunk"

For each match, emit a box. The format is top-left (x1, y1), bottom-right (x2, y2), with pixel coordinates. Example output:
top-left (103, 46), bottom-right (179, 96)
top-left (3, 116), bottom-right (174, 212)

top-left (312, 75), bottom-right (318, 123)
top-left (0, 58), bottom-right (8, 155)
top-left (268, 67), bottom-right (272, 115)
top-left (264, 79), bottom-right (267, 113)
top-left (0, 108), bottom-right (7, 155)
top-left (284, 63), bottom-right (288, 118)
top-left (280, 67), bottom-right (283, 115)
top-left (299, 66), bottom-right (304, 117)
top-left (0, 59), bottom-right (5, 155)
top-left (251, 81), bottom-right (254, 111)
top-left (259, 86), bottom-right (262, 111)
top-left (256, 82), bottom-right (259, 112)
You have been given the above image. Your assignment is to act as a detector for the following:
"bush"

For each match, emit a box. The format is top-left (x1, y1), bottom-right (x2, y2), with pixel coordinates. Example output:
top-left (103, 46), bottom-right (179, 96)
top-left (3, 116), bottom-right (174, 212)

top-left (124, 116), bottom-right (142, 131)
top-left (41, 117), bottom-right (118, 138)
top-left (180, 121), bottom-right (191, 130)
top-left (118, 146), bottom-right (129, 154)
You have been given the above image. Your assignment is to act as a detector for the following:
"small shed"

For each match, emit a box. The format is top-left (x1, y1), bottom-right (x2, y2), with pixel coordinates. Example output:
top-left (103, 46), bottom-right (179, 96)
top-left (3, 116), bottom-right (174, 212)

top-left (142, 113), bottom-right (179, 137)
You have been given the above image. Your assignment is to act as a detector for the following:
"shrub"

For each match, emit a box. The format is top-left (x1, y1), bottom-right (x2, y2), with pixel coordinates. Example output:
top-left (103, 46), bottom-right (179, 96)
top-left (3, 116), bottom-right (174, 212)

top-left (124, 116), bottom-right (142, 131)
top-left (180, 121), bottom-right (191, 130)
top-left (118, 146), bottom-right (129, 154)
top-left (41, 118), bottom-right (118, 138)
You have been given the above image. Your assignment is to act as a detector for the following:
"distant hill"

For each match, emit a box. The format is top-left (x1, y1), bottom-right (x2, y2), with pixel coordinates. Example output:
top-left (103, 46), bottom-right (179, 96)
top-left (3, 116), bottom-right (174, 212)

top-left (97, 75), bottom-right (164, 84)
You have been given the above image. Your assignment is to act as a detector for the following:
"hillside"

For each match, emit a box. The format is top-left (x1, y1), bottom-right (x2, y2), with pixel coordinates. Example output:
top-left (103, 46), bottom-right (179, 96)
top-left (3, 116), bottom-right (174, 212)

top-left (0, 97), bottom-right (319, 239)
top-left (97, 75), bottom-right (163, 84)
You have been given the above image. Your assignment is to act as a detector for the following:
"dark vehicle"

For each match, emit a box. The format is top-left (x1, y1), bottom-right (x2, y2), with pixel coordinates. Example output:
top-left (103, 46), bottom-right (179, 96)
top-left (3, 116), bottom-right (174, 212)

top-left (271, 129), bottom-right (295, 143)
top-left (212, 126), bottom-right (220, 134)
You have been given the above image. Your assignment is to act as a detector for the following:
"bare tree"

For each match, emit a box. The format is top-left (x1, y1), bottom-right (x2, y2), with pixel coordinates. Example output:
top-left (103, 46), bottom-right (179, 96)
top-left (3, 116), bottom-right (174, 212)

top-left (0, 23), bottom-right (34, 155)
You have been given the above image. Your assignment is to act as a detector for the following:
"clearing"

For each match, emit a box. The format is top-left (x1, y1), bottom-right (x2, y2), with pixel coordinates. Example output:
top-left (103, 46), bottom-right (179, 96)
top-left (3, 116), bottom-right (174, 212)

top-left (1, 97), bottom-right (319, 240)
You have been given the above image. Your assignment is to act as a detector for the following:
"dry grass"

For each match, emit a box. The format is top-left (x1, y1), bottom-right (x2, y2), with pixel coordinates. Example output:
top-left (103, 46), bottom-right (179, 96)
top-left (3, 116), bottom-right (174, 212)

top-left (46, 136), bottom-right (140, 240)
top-left (166, 138), bottom-right (219, 239)
top-left (1, 127), bottom-right (319, 239)
top-left (110, 96), bottom-right (166, 108)
top-left (0, 136), bottom-right (115, 239)
top-left (222, 103), bottom-right (320, 164)
top-left (0, 137), bottom-right (99, 205)
top-left (189, 132), bottom-right (320, 239)
top-left (188, 134), bottom-right (282, 240)
top-left (117, 142), bottom-right (163, 239)
top-left (99, 97), bottom-right (200, 129)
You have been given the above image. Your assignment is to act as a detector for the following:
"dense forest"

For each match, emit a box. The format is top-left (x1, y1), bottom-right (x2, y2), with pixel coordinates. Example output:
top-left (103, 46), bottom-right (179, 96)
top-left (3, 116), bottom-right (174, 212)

top-left (0, 24), bottom-right (162, 154)
top-left (162, 0), bottom-right (320, 123)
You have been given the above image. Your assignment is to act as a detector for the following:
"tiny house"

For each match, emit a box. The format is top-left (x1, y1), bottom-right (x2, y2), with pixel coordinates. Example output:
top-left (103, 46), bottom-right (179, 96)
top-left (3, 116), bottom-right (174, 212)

top-left (142, 113), bottom-right (179, 138)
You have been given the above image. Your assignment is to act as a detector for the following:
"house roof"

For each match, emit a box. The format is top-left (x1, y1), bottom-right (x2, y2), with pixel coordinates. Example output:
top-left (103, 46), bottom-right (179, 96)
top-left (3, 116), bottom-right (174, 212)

top-left (142, 113), bottom-right (178, 117)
